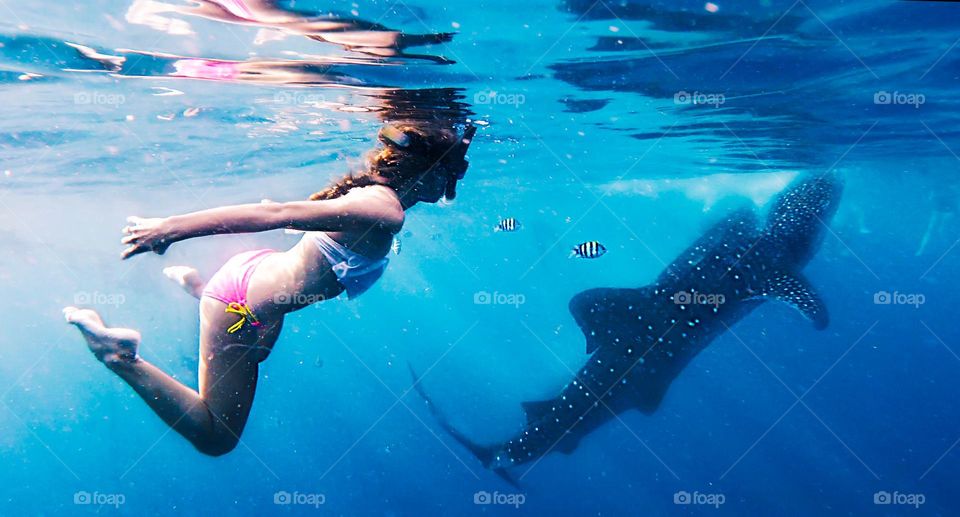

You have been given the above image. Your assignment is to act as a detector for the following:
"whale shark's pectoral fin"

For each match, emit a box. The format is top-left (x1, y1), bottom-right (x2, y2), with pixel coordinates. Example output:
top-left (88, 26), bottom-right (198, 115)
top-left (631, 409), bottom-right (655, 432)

top-left (752, 273), bottom-right (829, 330)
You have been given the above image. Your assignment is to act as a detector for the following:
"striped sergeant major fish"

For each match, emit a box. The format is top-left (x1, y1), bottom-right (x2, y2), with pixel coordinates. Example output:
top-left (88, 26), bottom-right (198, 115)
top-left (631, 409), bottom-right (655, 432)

top-left (391, 237), bottom-right (402, 255)
top-left (570, 240), bottom-right (607, 259)
top-left (494, 217), bottom-right (520, 232)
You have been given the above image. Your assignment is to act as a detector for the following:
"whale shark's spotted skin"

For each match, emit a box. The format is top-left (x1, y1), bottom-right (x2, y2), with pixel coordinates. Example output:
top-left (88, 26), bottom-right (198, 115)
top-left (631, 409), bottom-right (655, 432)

top-left (496, 214), bottom-right (763, 467)
top-left (417, 174), bottom-right (842, 473)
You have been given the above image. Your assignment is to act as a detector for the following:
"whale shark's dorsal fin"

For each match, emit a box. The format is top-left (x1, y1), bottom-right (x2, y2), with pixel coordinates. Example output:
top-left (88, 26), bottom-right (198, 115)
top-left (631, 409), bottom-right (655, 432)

top-left (749, 272), bottom-right (829, 329)
top-left (569, 288), bottom-right (649, 354)
top-left (521, 399), bottom-right (555, 424)
top-left (568, 287), bottom-right (673, 414)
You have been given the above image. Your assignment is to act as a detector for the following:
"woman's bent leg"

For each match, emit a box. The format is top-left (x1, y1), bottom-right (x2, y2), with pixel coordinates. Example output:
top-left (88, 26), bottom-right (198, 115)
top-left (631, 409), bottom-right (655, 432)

top-left (163, 266), bottom-right (206, 299)
top-left (64, 305), bottom-right (279, 456)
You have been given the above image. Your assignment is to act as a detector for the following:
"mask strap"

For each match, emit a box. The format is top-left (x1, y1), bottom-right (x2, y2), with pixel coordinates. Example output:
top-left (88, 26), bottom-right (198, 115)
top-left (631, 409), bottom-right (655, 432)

top-left (379, 125), bottom-right (410, 148)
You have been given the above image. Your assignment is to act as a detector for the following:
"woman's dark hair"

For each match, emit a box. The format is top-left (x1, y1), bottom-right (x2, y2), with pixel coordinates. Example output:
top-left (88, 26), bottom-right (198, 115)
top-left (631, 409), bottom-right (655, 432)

top-left (309, 123), bottom-right (475, 201)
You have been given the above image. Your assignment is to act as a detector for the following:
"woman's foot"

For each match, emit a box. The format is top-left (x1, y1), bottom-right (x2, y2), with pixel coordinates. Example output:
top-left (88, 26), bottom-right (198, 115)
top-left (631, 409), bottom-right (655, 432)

top-left (163, 266), bottom-right (205, 298)
top-left (63, 307), bottom-right (141, 366)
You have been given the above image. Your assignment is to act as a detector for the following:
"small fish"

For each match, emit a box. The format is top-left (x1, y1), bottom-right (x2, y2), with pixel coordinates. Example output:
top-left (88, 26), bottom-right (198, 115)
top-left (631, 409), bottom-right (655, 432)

top-left (495, 217), bottom-right (520, 232)
top-left (391, 237), bottom-right (402, 255)
top-left (570, 240), bottom-right (607, 259)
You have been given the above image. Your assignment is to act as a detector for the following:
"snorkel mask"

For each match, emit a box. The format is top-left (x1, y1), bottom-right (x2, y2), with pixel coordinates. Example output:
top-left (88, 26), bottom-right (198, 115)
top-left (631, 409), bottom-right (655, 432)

top-left (378, 123), bottom-right (478, 201)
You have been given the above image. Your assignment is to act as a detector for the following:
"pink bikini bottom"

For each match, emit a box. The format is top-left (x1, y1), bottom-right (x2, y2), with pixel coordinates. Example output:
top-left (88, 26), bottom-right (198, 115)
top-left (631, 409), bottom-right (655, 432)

top-left (201, 249), bottom-right (276, 306)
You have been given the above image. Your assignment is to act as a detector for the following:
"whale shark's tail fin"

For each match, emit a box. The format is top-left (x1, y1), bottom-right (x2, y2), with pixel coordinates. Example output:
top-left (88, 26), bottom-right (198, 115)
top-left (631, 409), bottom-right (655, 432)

top-left (407, 365), bottom-right (494, 465)
top-left (407, 364), bottom-right (520, 487)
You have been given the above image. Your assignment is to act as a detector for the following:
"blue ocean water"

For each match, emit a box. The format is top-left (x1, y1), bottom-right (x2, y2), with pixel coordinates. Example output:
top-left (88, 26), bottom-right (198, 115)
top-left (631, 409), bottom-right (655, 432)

top-left (0, 0), bottom-right (958, 514)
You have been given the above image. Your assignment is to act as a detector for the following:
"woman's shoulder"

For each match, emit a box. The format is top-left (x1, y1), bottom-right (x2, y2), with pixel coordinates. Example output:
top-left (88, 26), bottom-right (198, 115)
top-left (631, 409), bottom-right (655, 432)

top-left (341, 185), bottom-right (405, 232)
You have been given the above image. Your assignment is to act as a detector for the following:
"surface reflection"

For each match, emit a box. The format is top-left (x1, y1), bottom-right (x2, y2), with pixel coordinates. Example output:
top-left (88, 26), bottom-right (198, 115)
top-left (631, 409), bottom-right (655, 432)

top-left (65, 41), bottom-right (452, 90)
top-left (127, 0), bottom-right (455, 63)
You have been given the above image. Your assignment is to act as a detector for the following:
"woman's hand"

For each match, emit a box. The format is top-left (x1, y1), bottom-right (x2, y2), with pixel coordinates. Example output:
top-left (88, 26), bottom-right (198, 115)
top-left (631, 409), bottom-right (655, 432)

top-left (121, 216), bottom-right (173, 260)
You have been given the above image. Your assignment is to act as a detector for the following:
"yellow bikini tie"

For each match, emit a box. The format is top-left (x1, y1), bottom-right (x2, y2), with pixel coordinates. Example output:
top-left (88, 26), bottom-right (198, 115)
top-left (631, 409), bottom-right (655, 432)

top-left (225, 302), bottom-right (262, 334)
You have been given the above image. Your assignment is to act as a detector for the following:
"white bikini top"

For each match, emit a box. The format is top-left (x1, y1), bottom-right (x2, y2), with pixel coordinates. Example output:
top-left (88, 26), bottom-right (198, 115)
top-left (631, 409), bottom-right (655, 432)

top-left (305, 232), bottom-right (389, 299)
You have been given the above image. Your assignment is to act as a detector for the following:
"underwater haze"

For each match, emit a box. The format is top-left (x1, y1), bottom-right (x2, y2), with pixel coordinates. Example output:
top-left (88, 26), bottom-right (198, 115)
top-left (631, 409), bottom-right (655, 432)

top-left (1, 0), bottom-right (959, 515)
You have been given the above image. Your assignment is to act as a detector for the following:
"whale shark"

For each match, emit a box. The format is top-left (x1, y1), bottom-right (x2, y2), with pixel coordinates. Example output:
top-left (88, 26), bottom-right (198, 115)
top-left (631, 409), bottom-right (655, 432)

top-left (413, 173), bottom-right (842, 476)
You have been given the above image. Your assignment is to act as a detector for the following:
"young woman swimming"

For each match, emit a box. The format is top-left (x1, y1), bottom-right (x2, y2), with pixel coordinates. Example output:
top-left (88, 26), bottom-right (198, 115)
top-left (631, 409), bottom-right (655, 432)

top-left (63, 122), bottom-right (476, 455)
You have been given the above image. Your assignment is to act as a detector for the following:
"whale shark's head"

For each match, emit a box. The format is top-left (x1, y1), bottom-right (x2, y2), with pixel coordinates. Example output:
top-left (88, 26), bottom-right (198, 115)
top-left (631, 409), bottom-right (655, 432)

top-left (763, 173), bottom-right (843, 269)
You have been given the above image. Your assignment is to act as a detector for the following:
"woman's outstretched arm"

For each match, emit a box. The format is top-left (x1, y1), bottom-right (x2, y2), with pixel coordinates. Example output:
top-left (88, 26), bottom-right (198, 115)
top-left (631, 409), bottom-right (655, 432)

top-left (121, 190), bottom-right (403, 259)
